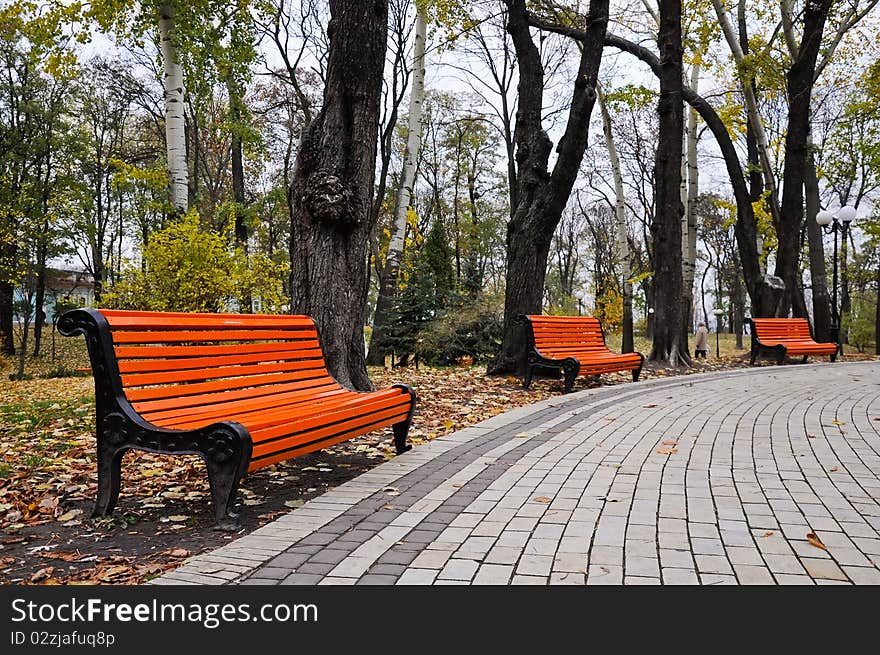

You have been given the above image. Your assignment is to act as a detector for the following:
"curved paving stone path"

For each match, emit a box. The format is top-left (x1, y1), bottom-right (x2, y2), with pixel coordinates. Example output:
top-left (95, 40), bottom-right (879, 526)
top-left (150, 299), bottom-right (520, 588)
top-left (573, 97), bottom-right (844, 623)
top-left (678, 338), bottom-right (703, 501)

top-left (154, 361), bottom-right (880, 585)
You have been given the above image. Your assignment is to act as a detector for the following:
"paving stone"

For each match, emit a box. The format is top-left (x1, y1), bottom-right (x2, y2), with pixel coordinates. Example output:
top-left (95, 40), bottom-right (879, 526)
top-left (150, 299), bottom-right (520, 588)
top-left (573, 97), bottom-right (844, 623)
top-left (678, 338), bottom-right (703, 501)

top-left (516, 554), bottom-right (553, 577)
top-left (733, 565), bottom-right (775, 585)
top-left (800, 558), bottom-right (848, 581)
top-left (625, 556), bottom-right (660, 578)
top-left (773, 574), bottom-right (815, 585)
top-left (396, 569), bottom-right (439, 585)
top-left (660, 549), bottom-right (695, 569)
top-left (661, 568), bottom-right (700, 585)
top-left (437, 558), bottom-right (479, 581)
top-left (410, 548), bottom-right (453, 569)
top-left (586, 564), bottom-right (623, 585)
top-left (473, 564), bottom-right (515, 585)
top-left (763, 554), bottom-right (807, 575)
top-left (553, 552), bottom-right (588, 573)
top-left (549, 572), bottom-right (585, 585)
top-left (694, 555), bottom-right (734, 575)
top-left (511, 575), bottom-right (547, 585)
top-left (842, 566), bottom-right (880, 584)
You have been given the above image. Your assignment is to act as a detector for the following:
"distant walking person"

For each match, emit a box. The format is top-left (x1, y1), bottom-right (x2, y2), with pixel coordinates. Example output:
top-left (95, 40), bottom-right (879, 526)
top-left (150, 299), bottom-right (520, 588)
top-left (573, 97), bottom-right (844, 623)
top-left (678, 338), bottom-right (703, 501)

top-left (694, 322), bottom-right (709, 358)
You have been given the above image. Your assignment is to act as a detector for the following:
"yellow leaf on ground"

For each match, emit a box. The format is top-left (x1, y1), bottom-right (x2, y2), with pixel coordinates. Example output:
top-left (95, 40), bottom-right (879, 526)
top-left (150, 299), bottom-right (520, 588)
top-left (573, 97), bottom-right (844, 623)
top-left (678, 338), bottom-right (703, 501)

top-left (806, 532), bottom-right (828, 552)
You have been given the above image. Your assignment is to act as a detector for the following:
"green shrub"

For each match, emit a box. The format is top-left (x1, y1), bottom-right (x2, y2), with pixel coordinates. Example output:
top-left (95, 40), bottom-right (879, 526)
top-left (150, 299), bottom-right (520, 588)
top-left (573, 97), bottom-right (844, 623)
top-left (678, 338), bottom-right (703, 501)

top-left (419, 296), bottom-right (504, 365)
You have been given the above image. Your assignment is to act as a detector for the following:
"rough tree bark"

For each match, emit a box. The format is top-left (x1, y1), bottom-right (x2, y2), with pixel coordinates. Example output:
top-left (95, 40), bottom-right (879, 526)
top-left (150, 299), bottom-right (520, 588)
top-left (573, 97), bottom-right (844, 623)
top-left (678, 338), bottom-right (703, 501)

top-left (650, 0), bottom-right (690, 366)
top-left (773, 0), bottom-right (834, 317)
top-left (158, 4), bottom-right (189, 214)
top-left (0, 241), bottom-right (14, 355)
top-left (488, 0), bottom-right (609, 375)
top-left (288, 0), bottom-right (388, 391)
top-left (367, 6), bottom-right (427, 366)
top-left (228, 78), bottom-right (248, 251)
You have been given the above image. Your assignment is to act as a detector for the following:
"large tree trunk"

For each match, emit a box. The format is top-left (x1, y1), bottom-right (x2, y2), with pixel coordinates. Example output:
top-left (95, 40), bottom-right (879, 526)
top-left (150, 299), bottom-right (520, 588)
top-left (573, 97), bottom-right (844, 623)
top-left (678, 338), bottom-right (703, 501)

top-left (32, 227), bottom-right (48, 357)
top-left (368, 8), bottom-right (427, 366)
top-left (228, 79), bottom-right (248, 250)
top-left (650, 0), bottom-right (689, 367)
top-left (288, 0), bottom-right (388, 391)
top-left (489, 0), bottom-right (609, 375)
top-left (773, 0), bottom-right (833, 317)
top-left (159, 5), bottom-right (189, 214)
top-left (805, 144), bottom-right (831, 341)
top-left (0, 243), bottom-right (14, 355)
top-left (598, 83), bottom-right (633, 353)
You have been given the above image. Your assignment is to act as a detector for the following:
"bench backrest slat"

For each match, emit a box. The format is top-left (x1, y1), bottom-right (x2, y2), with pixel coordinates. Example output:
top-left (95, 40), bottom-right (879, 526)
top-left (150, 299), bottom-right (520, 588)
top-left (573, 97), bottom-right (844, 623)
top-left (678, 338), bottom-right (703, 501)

top-left (98, 309), bottom-right (338, 412)
top-left (527, 315), bottom-right (610, 353)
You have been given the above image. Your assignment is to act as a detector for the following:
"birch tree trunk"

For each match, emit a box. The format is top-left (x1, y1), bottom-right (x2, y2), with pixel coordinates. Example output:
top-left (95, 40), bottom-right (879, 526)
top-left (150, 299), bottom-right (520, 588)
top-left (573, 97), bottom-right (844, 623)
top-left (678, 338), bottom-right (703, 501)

top-left (805, 142), bottom-right (831, 341)
top-left (597, 83), bottom-right (633, 353)
top-left (158, 4), bottom-right (189, 214)
top-left (682, 62), bottom-right (700, 331)
top-left (711, 0), bottom-right (779, 227)
top-left (367, 6), bottom-right (427, 366)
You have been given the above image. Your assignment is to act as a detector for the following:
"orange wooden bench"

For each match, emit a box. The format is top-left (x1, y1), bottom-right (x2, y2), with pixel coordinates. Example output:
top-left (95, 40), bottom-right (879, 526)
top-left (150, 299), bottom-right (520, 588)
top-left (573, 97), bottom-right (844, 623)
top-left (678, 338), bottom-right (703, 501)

top-left (518, 315), bottom-right (644, 393)
top-left (58, 308), bottom-right (416, 528)
top-left (745, 317), bottom-right (837, 365)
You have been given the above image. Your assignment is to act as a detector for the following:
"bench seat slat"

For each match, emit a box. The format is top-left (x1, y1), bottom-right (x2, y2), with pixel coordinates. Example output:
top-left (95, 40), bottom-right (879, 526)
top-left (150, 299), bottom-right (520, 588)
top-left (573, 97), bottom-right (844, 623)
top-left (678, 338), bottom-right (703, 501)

top-left (123, 369), bottom-right (334, 402)
top-left (131, 377), bottom-right (341, 414)
top-left (232, 391), bottom-right (408, 438)
top-left (140, 386), bottom-right (350, 424)
top-left (250, 412), bottom-right (411, 471)
top-left (152, 387), bottom-right (400, 431)
top-left (250, 402), bottom-right (412, 458)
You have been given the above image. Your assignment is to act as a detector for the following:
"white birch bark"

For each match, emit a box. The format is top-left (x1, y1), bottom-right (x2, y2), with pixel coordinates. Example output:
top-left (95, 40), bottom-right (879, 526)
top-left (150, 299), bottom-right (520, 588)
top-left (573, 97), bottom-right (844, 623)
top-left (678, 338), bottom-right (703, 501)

top-left (711, 0), bottom-right (778, 220)
top-left (158, 4), bottom-right (189, 213)
top-left (385, 7), bottom-right (427, 272)
top-left (597, 83), bottom-right (630, 334)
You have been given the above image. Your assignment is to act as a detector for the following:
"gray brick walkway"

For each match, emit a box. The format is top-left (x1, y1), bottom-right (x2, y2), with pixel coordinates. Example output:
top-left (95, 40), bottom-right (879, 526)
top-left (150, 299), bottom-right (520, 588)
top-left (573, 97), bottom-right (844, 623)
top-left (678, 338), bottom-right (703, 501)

top-left (153, 361), bottom-right (880, 585)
